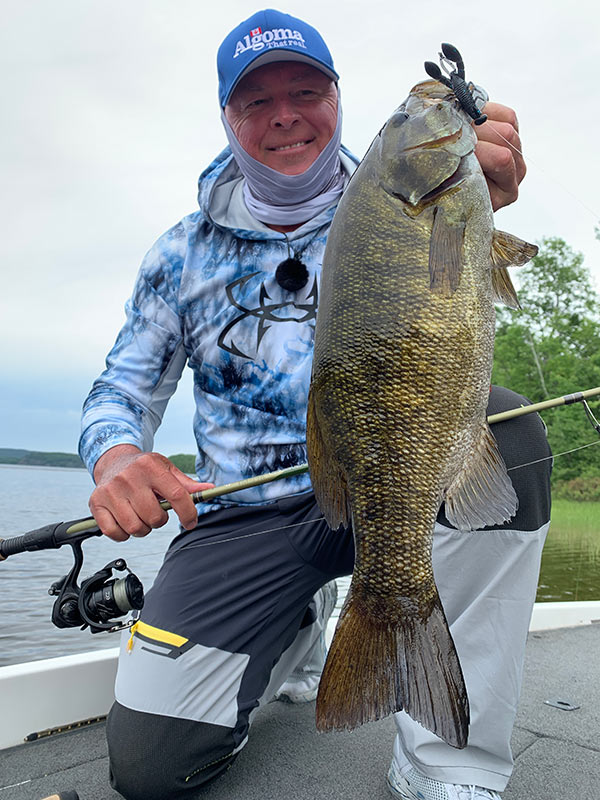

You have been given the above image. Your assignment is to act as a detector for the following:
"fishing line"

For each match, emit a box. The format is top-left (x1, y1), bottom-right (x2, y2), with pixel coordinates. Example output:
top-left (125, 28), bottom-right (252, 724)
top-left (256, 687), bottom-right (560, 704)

top-left (507, 438), bottom-right (600, 472)
top-left (180, 516), bottom-right (327, 551)
top-left (486, 122), bottom-right (600, 222)
top-left (130, 440), bottom-right (599, 554)
top-left (129, 439), bottom-right (600, 554)
top-left (132, 515), bottom-right (327, 559)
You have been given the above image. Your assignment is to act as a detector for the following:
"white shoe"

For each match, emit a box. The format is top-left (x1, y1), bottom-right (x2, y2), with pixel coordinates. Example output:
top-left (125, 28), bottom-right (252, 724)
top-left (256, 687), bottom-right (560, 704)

top-left (274, 580), bottom-right (338, 704)
top-left (387, 758), bottom-right (501, 800)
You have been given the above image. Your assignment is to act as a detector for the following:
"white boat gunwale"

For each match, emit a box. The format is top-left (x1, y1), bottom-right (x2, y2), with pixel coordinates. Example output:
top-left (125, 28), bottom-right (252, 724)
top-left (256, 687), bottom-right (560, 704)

top-left (1, 600), bottom-right (599, 752)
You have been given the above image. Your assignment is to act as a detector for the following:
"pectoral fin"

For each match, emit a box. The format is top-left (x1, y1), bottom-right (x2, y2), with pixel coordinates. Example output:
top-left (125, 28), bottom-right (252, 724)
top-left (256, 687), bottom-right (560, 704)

top-left (306, 387), bottom-right (351, 530)
top-left (444, 423), bottom-right (518, 531)
top-left (429, 206), bottom-right (466, 296)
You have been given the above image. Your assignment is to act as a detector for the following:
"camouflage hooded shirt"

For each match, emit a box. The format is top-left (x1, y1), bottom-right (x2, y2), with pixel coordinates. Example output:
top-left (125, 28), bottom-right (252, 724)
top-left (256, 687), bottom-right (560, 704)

top-left (79, 146), bottom-right (358, 515)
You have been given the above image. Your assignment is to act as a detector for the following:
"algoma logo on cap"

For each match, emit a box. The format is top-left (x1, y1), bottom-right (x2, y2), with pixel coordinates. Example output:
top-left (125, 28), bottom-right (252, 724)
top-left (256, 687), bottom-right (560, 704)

top-left (233, 26), bottom-right (307, 58)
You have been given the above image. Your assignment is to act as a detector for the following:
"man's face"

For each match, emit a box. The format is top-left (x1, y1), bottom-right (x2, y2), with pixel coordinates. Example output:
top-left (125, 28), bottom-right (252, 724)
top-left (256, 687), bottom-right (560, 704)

top-left (224, 62), bottom-right (338, 175)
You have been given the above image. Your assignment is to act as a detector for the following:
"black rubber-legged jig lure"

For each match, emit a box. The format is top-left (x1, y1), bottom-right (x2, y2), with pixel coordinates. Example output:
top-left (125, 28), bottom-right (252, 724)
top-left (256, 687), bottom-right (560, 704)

top-left (424, 43), bottom-right (488, 125)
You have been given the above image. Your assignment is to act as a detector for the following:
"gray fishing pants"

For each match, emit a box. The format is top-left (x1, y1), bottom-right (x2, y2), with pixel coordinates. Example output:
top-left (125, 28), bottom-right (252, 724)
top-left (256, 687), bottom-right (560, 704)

top-left (392, 517), bottom-right (550, 792)
top-left (106, 386), bottom-right (552, 798)
top-left (393, 385), bottom-right (552, 792)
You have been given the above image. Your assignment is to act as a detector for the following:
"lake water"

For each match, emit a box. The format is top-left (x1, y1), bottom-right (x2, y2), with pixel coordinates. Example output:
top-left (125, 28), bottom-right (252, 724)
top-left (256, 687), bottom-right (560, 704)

top-left (0, 464), bottom-right (598, 667)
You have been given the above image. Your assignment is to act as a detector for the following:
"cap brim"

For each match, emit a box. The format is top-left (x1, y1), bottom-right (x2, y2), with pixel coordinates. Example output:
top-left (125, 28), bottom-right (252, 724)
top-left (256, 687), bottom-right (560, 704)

top-left (224, 51), bottom-right (339, 106)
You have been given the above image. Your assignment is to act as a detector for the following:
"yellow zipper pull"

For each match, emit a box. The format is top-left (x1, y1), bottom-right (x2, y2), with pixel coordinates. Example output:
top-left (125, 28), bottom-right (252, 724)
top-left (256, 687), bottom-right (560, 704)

top-left (126, 620), bottom-right (140, 653)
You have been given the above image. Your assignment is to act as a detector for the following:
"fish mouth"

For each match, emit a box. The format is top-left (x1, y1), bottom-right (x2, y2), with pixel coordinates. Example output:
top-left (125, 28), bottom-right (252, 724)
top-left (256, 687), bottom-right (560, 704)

top-left (267, 138), bottom-right (315, 152)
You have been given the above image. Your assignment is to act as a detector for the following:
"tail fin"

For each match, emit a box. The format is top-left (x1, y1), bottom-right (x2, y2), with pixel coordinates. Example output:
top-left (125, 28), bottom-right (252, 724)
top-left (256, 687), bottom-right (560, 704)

top-left (315, 588), bottom-right (469, 748)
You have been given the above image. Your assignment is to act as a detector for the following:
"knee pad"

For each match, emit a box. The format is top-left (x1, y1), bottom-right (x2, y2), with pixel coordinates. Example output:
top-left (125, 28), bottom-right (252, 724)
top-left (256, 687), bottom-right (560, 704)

top-left (106, 702), bottom-right (239, 799)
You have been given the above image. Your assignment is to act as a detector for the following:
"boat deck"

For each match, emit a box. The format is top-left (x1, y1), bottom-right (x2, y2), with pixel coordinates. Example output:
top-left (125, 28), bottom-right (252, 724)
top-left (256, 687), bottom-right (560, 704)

top-left (1, 623), bottom-right (599, 800)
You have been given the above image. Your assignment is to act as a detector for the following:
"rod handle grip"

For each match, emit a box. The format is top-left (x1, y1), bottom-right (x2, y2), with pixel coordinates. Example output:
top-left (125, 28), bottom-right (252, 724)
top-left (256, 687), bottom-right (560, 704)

top-left (0, 523), bottom-right (62, 559)
top-left (0, 533), bottom-right (32, 559)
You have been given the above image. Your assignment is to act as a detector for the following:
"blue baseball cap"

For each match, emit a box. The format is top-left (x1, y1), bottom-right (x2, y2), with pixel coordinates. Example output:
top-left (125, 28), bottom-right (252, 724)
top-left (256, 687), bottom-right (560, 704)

top-left (217, 9), bottom-right (339, 107)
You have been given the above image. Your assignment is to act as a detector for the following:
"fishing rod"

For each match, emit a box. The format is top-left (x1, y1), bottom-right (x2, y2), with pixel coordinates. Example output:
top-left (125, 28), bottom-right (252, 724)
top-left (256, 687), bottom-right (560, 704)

top-left (1, 388), bottom-right (598, 633)
top-left (0, 464), bottom-right (308, 634)
top-left (487, 386), bottom-right (600, 426)
top-left (0, 463), bottom-right (310, 556)
top-left (1, 387), bottom-right (598, 553)
top-left (4, 385), bottom-right (598, 551)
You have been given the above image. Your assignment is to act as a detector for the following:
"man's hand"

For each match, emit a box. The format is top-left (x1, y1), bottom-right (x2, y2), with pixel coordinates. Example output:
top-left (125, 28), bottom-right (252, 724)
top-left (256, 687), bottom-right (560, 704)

top-left (474, 102), bottom-right (526, 212)
top-left (90, 444), bottom-right (214, 542)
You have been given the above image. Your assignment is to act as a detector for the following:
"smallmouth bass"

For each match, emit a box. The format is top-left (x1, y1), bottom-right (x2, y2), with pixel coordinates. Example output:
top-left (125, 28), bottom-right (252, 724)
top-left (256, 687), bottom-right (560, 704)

top-left (307, 79), bottom-right (537, 748)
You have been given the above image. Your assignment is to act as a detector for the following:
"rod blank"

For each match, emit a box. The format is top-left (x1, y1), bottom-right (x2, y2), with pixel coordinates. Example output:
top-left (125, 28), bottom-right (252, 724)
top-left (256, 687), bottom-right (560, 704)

top-left (9, 387), bottom-right (600, 544)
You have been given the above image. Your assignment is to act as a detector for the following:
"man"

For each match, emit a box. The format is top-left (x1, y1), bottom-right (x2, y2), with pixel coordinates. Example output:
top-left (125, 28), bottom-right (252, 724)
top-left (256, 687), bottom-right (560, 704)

top-left (79, 10), bottom-right (551, 800)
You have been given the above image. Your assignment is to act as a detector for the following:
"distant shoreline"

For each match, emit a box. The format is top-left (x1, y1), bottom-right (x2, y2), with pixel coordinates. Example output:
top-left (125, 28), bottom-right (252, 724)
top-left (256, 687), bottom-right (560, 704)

top-left (0, 447), bottom-right (84, 469)
top-left (0, 449), bottom-right (195, 473)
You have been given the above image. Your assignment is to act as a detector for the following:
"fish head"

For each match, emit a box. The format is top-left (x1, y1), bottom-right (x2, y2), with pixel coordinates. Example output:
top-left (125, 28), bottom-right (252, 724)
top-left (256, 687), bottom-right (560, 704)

top-left (378, 79), bottom-right (477, 206)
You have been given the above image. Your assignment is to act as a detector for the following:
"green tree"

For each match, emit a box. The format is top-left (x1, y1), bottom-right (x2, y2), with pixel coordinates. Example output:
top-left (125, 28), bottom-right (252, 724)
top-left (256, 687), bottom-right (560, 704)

top-left (168, 453), bottom-right (197, 474)
top-left (492, 237), bottom-right (600, 484)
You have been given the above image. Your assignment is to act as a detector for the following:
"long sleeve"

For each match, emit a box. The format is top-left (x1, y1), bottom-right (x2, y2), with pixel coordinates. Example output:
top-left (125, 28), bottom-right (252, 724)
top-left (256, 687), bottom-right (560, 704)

top-left (79, 225), bottom-right (188, 476)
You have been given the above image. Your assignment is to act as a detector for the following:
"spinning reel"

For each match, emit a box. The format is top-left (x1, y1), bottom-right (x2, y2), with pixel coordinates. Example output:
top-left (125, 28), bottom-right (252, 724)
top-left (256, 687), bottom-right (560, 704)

top-left (0, 519), bottom-right (144, 633)
top-left (49, 543), bottom-right (144, 633)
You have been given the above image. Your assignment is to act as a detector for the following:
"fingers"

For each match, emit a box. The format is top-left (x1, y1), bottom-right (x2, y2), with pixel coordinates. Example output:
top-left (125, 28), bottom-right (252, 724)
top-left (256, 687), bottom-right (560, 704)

top-left (478, 101), bottom-right (520, 132)
top-left (89, 452), bottom-right (213, 541)
top-left (474, 102), bottom-right (526, 212)
top-left (155, 469), bottom-right (199, 530)
top-left (475, 140), bottom-right (519, 211)
top-left (91, 500), bottom-right (154, 543)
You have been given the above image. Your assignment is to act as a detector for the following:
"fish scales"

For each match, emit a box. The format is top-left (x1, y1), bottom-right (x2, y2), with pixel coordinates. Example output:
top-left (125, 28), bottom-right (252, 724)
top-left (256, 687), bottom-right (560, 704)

top-left (307, 79), bottom-right (537, 747)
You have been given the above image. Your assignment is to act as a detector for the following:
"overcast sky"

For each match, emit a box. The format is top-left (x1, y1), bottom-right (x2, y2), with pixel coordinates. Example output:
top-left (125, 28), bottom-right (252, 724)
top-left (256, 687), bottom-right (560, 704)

top-left (1, 0), bottom-right (599, 458)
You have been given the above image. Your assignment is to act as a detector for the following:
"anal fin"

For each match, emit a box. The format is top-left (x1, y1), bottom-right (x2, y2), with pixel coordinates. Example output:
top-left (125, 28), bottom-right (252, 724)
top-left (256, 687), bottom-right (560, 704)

top-left (444, 423), bottom-right (518, 530)
top-left (491, 267), bottom-right (521, 309)
top-left (306, 386), bottom-right (351, 530)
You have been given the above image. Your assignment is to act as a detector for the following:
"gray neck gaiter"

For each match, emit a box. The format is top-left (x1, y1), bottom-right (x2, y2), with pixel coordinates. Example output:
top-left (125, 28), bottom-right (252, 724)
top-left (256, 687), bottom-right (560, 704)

top-left (220, 99), bottom-right (344, 226)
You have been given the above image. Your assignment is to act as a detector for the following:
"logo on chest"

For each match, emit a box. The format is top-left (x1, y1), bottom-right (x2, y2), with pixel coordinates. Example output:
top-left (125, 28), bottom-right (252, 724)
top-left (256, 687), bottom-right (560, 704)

top-left (217, 272), bottom-right (318, 360)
